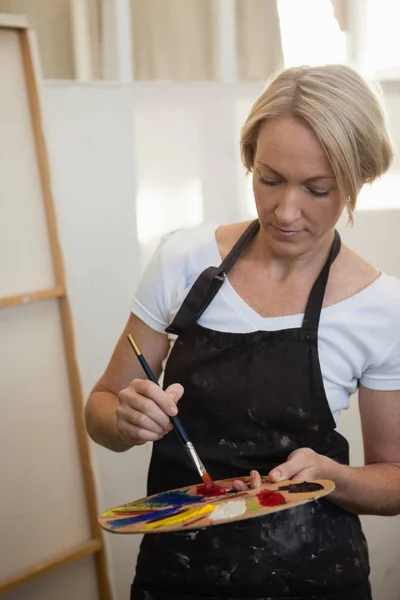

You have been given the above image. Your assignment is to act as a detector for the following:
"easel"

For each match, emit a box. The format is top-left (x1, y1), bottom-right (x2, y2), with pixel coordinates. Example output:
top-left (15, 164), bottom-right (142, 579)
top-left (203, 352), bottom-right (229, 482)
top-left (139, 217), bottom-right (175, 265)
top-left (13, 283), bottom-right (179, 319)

top-left (0, 14), bottom-right (111, 599)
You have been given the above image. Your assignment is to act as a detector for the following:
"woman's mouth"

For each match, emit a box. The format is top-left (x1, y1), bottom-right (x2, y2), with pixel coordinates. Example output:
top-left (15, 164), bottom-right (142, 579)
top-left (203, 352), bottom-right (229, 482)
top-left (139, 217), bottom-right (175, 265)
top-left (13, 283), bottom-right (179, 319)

top-left (272, 225), bottom-right (302, 237)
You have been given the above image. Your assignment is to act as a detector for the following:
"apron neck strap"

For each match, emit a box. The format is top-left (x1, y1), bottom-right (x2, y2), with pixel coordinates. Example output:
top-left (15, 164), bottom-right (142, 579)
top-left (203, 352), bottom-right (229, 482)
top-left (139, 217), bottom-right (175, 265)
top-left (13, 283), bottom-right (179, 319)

top-left (302, 230), bottom-right (341, 331)
top-left (219, 219), bottom-right (260, 274)
top-left (165, 220), bottom-right (259, 335)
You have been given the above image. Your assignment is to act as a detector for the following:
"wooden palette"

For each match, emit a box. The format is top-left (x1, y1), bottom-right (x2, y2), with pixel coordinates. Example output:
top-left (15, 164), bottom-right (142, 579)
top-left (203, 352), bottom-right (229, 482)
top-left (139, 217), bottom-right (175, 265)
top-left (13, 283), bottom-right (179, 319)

top-left (99, 477), bottom-right (335, 534)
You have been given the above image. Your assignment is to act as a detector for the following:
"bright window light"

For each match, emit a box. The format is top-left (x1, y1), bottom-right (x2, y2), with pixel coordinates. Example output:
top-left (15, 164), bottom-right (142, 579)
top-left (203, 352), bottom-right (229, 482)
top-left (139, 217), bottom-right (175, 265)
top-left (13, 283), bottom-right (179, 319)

top-left (357, 173), bottom-right (400, 212)
top-left (363, 0), bottom-right (400, 76)
top-left (136, 179), bottom-right (203, 244)
top-left (277, 0), bottom-right (347, 67)
top-left (133, 107), bottom-right (204, 249)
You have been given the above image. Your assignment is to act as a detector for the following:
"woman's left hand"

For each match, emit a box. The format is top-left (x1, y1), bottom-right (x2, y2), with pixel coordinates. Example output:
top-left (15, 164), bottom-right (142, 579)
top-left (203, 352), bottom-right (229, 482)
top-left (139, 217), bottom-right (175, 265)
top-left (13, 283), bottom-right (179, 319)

top-left (233, 448), bottom-right (336, 491)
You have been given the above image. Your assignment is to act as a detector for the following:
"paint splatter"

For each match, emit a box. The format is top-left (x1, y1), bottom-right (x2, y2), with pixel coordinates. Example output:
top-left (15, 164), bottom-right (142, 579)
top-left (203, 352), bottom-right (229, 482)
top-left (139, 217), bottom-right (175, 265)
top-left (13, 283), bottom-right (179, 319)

top-left (107, 506), bottom-right (181, 529)
top-left (209, 500), bottom-right (246, 522)
top-left (257, 489), bottom-right (286, 507)
top-left (196, 483), bottom-right (227, 497)
top-left (279, 482), bottom-right (324, 493)
top-left (145, 490), bottom-right (203, 507)
top-left (145, 503), bottom-right (217, 530)
top-left (247, 498), bottom-right (259, 512)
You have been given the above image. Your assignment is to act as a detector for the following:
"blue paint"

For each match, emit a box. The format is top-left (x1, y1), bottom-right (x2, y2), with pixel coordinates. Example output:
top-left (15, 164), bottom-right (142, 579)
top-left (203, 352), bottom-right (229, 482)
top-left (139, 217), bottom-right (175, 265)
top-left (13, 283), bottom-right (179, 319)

top-left (145, 490), bottom-right (203, 507)
top-left (108, 506), bottom-right (180, 530)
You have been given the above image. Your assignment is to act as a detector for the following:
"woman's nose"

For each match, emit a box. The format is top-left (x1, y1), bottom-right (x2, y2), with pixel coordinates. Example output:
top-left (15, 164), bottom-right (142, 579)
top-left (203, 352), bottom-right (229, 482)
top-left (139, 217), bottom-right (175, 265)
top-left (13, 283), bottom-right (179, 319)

top-left (274, 188), bottom-right (302, 225)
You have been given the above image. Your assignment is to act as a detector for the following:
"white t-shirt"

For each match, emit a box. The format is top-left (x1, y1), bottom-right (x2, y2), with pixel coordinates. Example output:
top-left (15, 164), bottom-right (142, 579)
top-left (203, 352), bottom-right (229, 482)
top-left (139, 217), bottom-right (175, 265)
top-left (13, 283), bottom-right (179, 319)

top-left (132, 224), bottom-right (400, 424)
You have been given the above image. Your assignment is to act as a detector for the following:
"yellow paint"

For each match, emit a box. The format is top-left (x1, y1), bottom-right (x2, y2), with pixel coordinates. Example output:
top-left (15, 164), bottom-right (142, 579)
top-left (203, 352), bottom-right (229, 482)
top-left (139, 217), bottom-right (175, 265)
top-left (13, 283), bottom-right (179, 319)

top-left (145, 503), bottom-right (217, 530)
top-left (103, 506), bottom-right (141, 516)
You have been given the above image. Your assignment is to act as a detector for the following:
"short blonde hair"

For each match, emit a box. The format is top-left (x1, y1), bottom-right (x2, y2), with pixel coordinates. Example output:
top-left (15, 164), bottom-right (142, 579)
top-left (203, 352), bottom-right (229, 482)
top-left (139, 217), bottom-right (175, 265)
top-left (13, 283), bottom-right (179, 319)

top-left (240, 64), bottom-right (394, 221)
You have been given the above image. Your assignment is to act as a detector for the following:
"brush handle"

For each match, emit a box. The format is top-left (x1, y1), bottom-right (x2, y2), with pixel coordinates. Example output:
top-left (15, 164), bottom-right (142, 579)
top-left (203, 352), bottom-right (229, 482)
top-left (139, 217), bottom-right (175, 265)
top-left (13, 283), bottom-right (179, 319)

top-left (126, 334), bottom-right (208, 480)
top-left (136, 353), bottom-right (190, 445)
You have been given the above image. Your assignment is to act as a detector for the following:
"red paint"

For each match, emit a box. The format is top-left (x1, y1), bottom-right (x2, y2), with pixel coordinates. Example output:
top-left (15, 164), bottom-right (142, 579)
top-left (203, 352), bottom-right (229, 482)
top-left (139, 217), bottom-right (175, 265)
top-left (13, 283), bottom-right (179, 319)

top-left (257, 489), bottom-right (286, 507)
top-left (111, 509), bottom-right (147, 516)
top-left (201, 473), bottom-right (214, 488)
top-left (196, 483), bottom-right (227, 497)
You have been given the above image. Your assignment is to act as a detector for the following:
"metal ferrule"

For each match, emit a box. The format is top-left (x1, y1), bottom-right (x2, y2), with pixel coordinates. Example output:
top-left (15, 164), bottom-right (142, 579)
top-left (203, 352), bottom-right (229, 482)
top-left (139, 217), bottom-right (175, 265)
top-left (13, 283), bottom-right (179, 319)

top-left (185, 442), bottom-right (206, 476)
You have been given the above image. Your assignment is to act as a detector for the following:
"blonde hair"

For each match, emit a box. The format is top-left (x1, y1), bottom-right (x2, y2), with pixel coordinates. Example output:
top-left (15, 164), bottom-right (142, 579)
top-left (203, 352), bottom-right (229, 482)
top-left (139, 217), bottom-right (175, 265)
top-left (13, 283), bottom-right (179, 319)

top-left (240, 64), bottom-right (394, 221)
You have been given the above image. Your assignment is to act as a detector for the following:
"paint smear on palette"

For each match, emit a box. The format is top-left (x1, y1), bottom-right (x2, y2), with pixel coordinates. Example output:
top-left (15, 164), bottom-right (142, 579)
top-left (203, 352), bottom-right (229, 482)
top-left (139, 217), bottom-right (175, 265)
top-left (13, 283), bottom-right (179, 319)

top-left (107, 506), bottom-right (181, 530)
top-left (145, 503), bottom-right (217, 530)
top-left (279, 482), bottom-right (323, 493)
top-left (103, 504), bottom-right (152, 515)
top-left (196, 483), bottom-right (227, 497)
top-left (257, 490), bottom-right (286, 507)
top-left (106, 509), bottom-right (152, 517)
top-left (247, 498), bottom-right (259, 512)
top-left (145, 490), bottom-right (203, 507)
top-left (209, 500), bottom-right (246, 522)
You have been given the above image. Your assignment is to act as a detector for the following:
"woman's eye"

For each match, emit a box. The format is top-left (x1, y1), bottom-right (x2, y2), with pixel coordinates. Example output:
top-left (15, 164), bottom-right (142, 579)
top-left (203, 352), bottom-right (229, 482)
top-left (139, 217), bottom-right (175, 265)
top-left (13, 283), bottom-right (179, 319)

top-left (307, 188), bottom-right (330, 198)
top-left (259, 178), bottom-right (280, 187)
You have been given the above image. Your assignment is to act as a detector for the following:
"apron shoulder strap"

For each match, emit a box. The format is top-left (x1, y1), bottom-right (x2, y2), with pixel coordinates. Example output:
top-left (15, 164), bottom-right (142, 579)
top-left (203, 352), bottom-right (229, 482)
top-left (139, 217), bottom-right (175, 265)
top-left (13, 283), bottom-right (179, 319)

top-left (302, 230), bottom-right (341, 331)
top-left (166, 220), bottom-right (259, 335)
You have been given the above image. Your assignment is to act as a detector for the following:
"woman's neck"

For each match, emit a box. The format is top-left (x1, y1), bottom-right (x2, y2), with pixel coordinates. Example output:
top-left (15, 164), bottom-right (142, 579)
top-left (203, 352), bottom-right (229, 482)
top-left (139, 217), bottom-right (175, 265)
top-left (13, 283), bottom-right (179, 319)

top-left (250, 229), bottom-right (336, 282)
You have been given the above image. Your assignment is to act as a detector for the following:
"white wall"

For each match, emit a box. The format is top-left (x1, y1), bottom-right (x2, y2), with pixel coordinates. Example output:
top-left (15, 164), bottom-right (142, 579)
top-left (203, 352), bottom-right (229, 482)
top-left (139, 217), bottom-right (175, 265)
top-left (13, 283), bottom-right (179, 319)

top-left (338, 210), bottom-right (400, 600)
top-left (42, 82), bottom-right (149, 600)
top-left (42, 81), bottom-right (400, 600)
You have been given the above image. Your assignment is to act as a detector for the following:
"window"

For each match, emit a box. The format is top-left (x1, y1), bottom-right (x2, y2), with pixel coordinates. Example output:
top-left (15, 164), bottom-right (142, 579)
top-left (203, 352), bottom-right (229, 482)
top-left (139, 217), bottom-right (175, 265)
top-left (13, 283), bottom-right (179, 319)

top-left (361, 0), bottom-right (400, 78)
top-left (277, 0), bottom-right (347, 68)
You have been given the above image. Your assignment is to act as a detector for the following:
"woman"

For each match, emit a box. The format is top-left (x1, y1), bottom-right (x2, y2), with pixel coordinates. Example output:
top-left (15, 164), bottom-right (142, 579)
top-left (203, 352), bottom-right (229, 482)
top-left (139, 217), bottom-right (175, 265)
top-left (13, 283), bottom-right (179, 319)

top-left (85, 65), bottom-right (400, 599)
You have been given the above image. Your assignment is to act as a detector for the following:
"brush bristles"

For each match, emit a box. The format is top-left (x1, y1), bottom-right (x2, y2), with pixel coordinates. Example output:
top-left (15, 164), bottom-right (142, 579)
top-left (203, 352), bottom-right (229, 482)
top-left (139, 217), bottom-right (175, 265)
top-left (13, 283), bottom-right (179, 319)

top-left (201, 473), bottom-right (214, 489)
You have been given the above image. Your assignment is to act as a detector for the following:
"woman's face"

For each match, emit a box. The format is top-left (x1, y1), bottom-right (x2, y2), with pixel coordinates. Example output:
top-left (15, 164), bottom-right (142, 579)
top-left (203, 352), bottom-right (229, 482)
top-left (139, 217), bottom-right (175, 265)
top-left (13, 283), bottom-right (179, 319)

top-left (252, 115), bottom-right (345, 257)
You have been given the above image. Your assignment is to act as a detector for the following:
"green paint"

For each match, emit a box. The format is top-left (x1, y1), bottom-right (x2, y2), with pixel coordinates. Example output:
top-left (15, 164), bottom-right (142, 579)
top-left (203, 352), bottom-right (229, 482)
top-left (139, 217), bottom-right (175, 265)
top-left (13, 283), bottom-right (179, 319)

top-left (248, 499), bottom-right (259, 512)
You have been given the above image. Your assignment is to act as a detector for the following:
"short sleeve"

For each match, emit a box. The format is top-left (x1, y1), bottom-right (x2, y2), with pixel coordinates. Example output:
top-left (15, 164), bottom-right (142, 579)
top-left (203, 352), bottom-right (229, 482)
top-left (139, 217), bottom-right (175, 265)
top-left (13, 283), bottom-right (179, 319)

top-left (131, 232), bottom-right (184, 333)
top-left (360, 336), bottom-right (400, 390)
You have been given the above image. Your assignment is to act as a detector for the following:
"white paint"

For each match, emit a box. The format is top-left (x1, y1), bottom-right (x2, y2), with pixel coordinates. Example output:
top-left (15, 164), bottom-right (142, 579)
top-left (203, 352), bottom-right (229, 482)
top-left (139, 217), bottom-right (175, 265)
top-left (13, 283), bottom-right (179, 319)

top-left (210, 499), bottom-right (247, 521)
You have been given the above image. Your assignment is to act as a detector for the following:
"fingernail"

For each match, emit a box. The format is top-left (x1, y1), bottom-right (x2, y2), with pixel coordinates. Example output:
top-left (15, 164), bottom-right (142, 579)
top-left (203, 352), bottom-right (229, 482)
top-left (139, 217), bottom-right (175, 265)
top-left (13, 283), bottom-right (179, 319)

top-left (271, 469), bottom-right (282, 481)
top-left (169, 405), bottom-right (178, 416)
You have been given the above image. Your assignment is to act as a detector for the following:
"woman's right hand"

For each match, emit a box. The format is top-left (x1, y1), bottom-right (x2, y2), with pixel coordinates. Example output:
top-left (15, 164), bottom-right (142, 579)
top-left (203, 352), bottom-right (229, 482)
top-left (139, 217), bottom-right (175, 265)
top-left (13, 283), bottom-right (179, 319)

top-left (116, 380), bottom-right (184, 447)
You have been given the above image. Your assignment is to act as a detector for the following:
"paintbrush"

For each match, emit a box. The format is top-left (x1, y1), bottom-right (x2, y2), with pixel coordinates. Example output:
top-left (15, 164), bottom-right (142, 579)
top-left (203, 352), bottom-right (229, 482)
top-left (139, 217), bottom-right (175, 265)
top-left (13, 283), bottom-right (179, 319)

top-left (127, 334), bottom-right (214, 489)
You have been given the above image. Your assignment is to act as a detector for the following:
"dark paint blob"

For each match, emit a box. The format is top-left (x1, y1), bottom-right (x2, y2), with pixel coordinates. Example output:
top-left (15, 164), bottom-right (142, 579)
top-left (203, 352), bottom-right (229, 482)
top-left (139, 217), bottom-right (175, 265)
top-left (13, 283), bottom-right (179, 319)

top-left (196, 483), bottom-right (227, 497)
top-left (257, 489), bottom-right (286, 507)
top-left (278, 482), bottom-right (324, 493)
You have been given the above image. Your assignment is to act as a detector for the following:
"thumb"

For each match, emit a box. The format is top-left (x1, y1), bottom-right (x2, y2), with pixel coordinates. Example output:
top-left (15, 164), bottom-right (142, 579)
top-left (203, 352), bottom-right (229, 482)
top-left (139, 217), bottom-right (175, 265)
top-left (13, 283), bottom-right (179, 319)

top-left (165, 383), bottom-right (184, 404)
top-left (269, 450), bottom-right (308, 483)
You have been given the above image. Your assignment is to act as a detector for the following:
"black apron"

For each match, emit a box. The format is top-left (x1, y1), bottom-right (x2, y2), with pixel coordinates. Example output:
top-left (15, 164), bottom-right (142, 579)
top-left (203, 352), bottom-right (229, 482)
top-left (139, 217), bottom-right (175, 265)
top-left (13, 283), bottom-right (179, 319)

top-left (131, 221), bottom-right (371, 600)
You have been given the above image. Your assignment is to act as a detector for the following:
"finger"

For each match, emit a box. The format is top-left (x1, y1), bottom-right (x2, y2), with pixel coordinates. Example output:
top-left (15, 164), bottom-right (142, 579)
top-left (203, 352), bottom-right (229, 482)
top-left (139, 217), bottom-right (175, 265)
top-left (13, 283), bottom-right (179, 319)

top-left (118, 422), bottom-right (164, 445)
top-left (119, 386), bottom-right (172, 431)
top-left (249, 470), bottom-right (262, 489)
top-left (165, 383), bottom-right (184, 406)
top-left (125, 408), bottom-right (167, 435)
top-left (269, 449), bottom-right (314, 482)
top-left (133, 379), bottom-right (183, 417)
top-left (232, 479), bottom-right (248, 492)
top-left (136, 397), bottom-right (173, 432)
